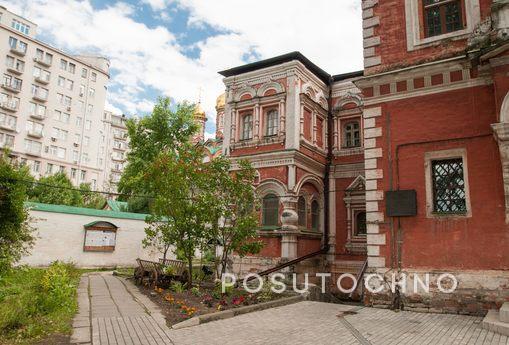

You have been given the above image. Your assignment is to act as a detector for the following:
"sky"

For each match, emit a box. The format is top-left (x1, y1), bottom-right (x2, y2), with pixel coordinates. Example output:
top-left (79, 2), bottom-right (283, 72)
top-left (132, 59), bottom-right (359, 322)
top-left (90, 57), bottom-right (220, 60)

top-left (2, 0), bottom-right (364, 139)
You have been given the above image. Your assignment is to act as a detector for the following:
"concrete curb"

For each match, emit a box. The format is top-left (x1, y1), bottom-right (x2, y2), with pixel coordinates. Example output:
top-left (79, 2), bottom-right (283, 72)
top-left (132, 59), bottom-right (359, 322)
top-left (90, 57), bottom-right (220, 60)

top-left (172, 293), bottom-right (307, 330)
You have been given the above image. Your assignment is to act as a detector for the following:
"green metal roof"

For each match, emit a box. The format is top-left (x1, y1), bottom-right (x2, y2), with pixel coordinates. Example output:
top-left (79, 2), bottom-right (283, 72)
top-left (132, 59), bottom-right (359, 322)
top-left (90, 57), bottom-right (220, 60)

top-left (106, 199), bottom-right (129, 212)
top-left (25, 202), bottom-right (149, 221)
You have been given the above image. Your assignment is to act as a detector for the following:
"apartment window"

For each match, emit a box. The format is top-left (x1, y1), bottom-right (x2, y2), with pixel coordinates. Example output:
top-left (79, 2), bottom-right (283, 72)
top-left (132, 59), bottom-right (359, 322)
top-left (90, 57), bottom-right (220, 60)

top-left (35, 49), bottom-right (52, 65)
top-left (76, 116), bottom-right (82, 126)
top-left (60, 59), bottom-right (67, 71)
top-left (52, 127), bottom-right (68, 141)
top-left (0, 113), bottom-right (17, 130)
top-left (68, 63), bottom-right (75, 74)
top-left (26, 121), bottom-right (44, 136)
top-left (311, 200), bottom-right (320, 231)
top-left (46, 163), bottom-right (54, 174)
top-left (85, 120), bottom-right (92, 130)
top-left (82, 152), bottom-right (89, 162)
top-left (81, 68), bottom-right (87, 78)
top-left (265, 109), bottom-right (278, 137)
top-left (297, 196), bottom-right (306, 227)
top-left (35, 49), bottom-right (43, 61)
top-left (79, 84), bottom-right (85, 97)
top-left (29, 102), bottom-right (46, 117)
top-left (343, 121), bottom-right (361, 148)
top-left (31, 85), bottom-right (48, 100)
top-left (74, 133), bottom-right (80, 143)
top-left (424, 0), bottom-right (464, 37)
top-left (84, 136), bottom-right (90, 146)
top-left (8, 37), bottom-right (27, 53)
top-left (0, 93), bottom-right (19, 109)
top-left (6, 56), bottom-right (24, 72)
top-left (65, 96), bottom-right (72, 107)
top-left (87, 104), bottom-right (93, 114)
top-left (11, 19), bottom-right (30, 35)
top-left (80, 170), bottom-right (86, 180)
top-left (71, 168), bottom-right (77, 178)
top-left (32, 160), bottom-right (41, 173)
top-left (72, 150), bottom-right (79, 161)
top-left (67, 79), bottom-right (74, 91)
top-left (98, 158), bottom-right (103, 166)
top-left (49, 145), bottom-right (66, 159)
top-left (57, 76), bottom-right (65, 87)
top-left (89, 88), bottom-right (95, 98)
top-left (3, 74), bottom-right (22, 90)
top-left (355, 211), bottom-right (367, 235)
top-left (241, 114), bottom-right (253, 140)
top-left (0, 132), bottom-right (14, 147)
top-left (53, 110), bottom-right (70, 124)
top-left (262, 194), bottom-right (279, 227)
top-left (24, 139), bottom-right (42, 155)
top-left (91, 72), bottom-right (97, 82)
top-left (33, 67), bottom-right (50, 82)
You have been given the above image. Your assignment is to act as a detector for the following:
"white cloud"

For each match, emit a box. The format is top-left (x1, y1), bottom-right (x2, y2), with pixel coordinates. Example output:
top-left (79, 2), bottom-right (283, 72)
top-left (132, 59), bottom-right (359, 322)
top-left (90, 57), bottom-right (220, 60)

top-left (1, 0), bottom-right (363, 134)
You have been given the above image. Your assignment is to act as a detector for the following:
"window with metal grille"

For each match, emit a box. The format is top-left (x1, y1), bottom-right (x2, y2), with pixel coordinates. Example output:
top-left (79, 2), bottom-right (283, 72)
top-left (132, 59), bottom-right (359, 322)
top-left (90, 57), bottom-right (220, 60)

top-left (241, 114), bottom-right (253, 140)
top-left (424, 0), bottom-right (463, 37)
top-left (297, 196), bottom-right (306, 227)
top-left (355, 211), bottom-right (367, 235)
top-left (262, 194), bottom-right (279, 226)
top-left (343, 121), bottom-right (361, 148)
top-left (311, 200), bottom-right (320, 231)
top-left (265, 109), bottom-right (278, 136)
top-left (431, 158), bottom-right (467, 213)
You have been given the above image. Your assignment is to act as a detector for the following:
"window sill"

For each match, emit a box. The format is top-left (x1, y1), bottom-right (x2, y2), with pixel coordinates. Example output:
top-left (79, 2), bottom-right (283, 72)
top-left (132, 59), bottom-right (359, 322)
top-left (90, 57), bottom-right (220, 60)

top-left (427, 211), bottom-right (471, 219)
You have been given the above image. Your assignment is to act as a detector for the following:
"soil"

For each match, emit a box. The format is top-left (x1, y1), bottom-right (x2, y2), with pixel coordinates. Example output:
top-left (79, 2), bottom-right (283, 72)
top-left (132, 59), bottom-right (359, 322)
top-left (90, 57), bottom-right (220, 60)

top-left (36, 334), bottom-right (70, 345)
top-left (137, 281), bottom-right (293, 327)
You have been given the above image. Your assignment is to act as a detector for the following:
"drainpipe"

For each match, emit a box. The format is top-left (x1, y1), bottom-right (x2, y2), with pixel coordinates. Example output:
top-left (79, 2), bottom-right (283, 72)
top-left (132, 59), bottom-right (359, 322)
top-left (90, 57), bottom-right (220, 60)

top-left (323, 76), bottom-right (334, 254)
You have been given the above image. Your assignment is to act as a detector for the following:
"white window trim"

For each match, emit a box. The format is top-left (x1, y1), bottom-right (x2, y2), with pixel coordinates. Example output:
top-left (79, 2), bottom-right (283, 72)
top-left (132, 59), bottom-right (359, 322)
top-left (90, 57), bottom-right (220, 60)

top-left (424, 148), bottom-right (472, 218)
top-left (405, 0), bottom-right (481, 52)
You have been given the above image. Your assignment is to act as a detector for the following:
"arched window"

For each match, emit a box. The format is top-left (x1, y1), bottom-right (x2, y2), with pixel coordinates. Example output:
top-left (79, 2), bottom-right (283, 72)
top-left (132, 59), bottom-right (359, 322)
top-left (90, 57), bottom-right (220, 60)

top-left (241, 114), bottom-right (253, 140)
top-left (355, 211), bottom-right (367, 235)
top-left (265, 109), bottom-right (278, 136)
top-left (311, 200), bottom-right (320, 231)
top-left (343, 121), bottom-right (360, 148)
top-left (262, 193), bottom-right (279, 226)
top-left (297, 196), bottom-right (306, 227)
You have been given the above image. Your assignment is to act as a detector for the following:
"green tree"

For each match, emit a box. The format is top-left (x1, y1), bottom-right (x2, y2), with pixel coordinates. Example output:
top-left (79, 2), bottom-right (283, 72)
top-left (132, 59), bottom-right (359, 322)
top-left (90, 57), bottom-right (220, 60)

top-left (28, 172), bottom-right (83, 206)
top-left (79, 183), bottom-right (107, 209)
top-left (206, 158), bottom-right (263, 278)
top-left (0, 153), bottom-right (35, 273)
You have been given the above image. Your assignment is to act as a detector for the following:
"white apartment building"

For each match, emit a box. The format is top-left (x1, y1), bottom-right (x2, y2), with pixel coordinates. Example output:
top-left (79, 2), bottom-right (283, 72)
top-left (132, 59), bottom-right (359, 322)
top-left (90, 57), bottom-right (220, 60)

top-left (0, 6), bottom-right (110, 190)
top-left (102, 110), bottom-right (129, 193)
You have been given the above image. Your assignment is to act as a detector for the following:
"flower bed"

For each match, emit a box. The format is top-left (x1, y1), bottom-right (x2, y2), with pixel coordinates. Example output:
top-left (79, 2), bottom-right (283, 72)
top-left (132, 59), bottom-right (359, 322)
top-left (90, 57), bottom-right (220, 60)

top-left (138, 281), bottom-right (294, 327)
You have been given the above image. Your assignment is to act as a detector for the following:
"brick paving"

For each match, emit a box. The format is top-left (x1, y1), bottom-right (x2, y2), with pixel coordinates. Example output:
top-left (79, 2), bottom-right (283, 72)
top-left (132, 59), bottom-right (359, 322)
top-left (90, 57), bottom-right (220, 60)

top-left (72, 272), bottom-right (509, 345)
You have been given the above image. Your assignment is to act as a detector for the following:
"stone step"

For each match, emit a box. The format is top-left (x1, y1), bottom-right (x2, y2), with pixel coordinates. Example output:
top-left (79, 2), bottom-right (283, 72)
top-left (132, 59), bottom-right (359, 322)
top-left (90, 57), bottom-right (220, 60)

top-left (482, 310), bottom-right (509, 336)
top-left (500, 302), bottom-right (509, 323)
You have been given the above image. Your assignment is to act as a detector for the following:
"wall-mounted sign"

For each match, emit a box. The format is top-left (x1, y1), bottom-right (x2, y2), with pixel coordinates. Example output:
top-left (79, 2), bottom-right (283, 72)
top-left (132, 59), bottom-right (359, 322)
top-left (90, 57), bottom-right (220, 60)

top-left (83, 221), bottom-right (118, 252)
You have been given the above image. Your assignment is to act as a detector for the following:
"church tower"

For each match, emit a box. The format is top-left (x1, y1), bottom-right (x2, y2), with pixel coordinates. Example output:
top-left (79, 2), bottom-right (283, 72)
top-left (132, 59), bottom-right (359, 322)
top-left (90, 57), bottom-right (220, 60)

top-left (192, 102), bottom-right (207, 143)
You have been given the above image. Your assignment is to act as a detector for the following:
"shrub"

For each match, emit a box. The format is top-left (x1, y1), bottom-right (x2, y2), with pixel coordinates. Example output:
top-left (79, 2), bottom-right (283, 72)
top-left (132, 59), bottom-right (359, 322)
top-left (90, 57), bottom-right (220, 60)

top-left (41, 261), bottom-right (79, 312)
top-left (170, 281), bottom-right (185, 293)
top-left (191, 286), bottom-right (201, 297)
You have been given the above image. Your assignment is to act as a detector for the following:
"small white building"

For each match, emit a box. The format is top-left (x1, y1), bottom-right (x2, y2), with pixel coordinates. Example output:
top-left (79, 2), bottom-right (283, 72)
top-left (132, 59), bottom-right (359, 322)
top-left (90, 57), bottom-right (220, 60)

top-left (21, 202), bottom-right (160, 268)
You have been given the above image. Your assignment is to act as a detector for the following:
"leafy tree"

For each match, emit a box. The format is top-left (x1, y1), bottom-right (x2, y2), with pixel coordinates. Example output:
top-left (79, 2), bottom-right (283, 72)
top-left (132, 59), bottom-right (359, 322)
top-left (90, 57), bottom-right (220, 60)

top-left (206, 158), bottom-right (263, 278)
top-left (28, 172), bottom-right (83, 206)
top-left (0, 153), bottom-right (35, 273)
top-left (79, 183), bottom-right (107, 209)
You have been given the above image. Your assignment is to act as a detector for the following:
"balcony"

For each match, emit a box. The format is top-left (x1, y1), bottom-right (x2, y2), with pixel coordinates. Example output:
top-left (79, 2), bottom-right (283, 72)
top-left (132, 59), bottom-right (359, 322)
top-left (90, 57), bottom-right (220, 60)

top-left (30, 113), bottom-right (45, 120)
top-left (113, 145), bottom-right (126, 151)
top-left (111, 155), bottom-right (125, 162)
top-left (35, 75), bottom-right (50, 85)
top-left (113, 133), bottom-right (127, 140)
top-left (0, 101), bottom-right (18, 112)
top-left (27, 130), bottom-right (43, 139)
top-left (10, 45), bottom-right (26, 56)
top-left (32, 91), bottom-right (48, 102)
top-left (6, 65), bottom-right (23, 75)
top-left (33, 57), bottom-right (52, 68)
top-left (25, 148), bottom-right (42, 157)
top-left (2, 81), bottom-right (21, 93)
top-left (0, 122), bottom-right (16, 131)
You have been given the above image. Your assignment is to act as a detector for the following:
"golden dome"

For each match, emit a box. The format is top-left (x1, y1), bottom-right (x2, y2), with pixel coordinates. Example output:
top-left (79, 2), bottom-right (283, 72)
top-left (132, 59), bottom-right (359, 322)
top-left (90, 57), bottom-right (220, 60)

top-left (194, 102), bottom-right (207, 121)
top-left (216, 93), bottom-right (226, 108)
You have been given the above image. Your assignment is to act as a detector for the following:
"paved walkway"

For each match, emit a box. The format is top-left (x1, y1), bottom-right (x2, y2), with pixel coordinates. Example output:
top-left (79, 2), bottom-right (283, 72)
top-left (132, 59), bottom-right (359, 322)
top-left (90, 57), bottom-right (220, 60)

top-left (72, 272), bottom-right (509, 345)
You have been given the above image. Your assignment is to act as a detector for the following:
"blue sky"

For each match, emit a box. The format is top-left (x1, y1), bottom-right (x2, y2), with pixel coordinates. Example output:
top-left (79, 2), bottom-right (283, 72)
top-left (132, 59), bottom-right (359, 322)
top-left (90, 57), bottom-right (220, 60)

top-left (3, 0), bottom-right (363, 138)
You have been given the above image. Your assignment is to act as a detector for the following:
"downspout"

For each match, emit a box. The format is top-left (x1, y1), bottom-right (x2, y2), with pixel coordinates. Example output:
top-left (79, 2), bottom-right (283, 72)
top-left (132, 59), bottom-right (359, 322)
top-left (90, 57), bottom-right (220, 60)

top-left (323, 76), bottom-right (334, 253)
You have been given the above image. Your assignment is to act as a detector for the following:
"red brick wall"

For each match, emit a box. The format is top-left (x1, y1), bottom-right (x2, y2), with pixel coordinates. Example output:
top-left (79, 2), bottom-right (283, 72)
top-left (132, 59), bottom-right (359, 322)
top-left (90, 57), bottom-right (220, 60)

top-left (376, 84), bottom-right (509, 270)
top-left (367, 0), bottom-right (493, 75)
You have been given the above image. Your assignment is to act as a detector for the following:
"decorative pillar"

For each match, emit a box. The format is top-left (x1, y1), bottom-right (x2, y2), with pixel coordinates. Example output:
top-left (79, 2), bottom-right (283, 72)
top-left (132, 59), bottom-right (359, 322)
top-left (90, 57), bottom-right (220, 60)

top-left (254, 103), bottom-right (260, 140)
top-left (279, 99), bottom-right (285, 137)
top-left (280, 196), bottom-right (299, 260)
top-left (492, 122), bottom-right (509, 223)
top-left (300, 100), bottom-right (305, 136)
top-left (230, 108), bottom-right (237, 144)
top-left (312, 109), bottom-right (317, 146)
top-left (327, 173), bottom-right (336, 263)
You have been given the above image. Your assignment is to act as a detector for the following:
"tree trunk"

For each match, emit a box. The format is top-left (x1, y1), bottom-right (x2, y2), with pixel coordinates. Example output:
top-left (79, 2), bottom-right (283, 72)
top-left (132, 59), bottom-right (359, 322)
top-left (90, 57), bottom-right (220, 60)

top-left (187, 257), bottom-right (193, 289)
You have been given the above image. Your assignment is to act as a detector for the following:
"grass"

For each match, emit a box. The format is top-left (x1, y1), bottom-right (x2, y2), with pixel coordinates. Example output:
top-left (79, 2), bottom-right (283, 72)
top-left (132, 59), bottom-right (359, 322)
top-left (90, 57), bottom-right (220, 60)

top-left (0, 263), bottom-right (81, 344)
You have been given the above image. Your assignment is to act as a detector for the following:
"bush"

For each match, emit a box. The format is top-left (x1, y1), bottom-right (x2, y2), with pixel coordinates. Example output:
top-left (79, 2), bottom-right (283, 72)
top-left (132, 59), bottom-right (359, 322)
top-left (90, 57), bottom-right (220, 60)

top-left (170, 281), bottom-right (185, 293)
top-left (0, 262), bottom-right (80, 343)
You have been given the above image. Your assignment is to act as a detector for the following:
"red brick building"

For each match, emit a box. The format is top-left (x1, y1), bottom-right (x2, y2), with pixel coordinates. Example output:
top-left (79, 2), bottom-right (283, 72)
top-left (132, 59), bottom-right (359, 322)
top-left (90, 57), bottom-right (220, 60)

top-left (211, 0), bottom-right (509, 314)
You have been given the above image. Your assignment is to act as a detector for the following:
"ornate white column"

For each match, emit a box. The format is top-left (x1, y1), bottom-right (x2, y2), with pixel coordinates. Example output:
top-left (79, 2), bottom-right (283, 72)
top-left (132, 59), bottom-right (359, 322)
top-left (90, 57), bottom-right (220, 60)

top-left (312, 109), bottom-right (317, 146)
top-left (279, 99), bottom-right (286, 136)
top-left (254, 103), bottom-right (260, 140)
top-left (492, 122), bottom-right (509, 223)
top-left (230, 108), bottom-right (237, 144)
